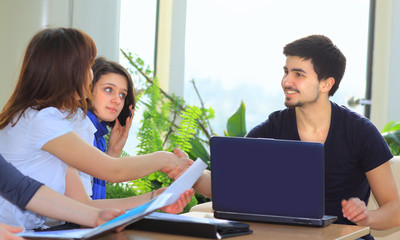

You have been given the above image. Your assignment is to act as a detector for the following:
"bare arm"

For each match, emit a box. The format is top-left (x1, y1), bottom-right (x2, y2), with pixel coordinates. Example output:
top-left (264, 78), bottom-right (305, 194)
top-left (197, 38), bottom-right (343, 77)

top-left (367, 161), bottom-right (400, 229)
top-left (65, 166), bottom-right (194, 213)
top-left (342, 161), bottom-right (400, 230)
top-left (42, 132), bottom-right (191, 183)
top-left (25, 185), bottom-right (124, 227)
top-left (192, 170), bottom-right (212, 198)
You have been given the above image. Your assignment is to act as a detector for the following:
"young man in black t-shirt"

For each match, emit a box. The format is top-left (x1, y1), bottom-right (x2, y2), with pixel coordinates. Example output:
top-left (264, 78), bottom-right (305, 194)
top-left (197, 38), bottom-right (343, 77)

top-left (246, 35), bottom-right (400, 239)
top-left (173, 35), bottom-right (400, 239)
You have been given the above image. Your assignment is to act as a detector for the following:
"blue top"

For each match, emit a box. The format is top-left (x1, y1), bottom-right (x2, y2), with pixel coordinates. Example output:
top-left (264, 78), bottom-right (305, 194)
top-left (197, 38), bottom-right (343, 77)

top-left (246, 102), bottom-right (392, 240)
top-left (0, 154), bottom-right (43, 210)
top-left (87, 110), bottom-right (109, 200)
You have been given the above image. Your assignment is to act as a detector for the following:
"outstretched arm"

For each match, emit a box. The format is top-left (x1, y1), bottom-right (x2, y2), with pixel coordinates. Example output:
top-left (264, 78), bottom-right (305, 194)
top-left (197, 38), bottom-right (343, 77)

top-left (26, 185), bottom-right (124, 227)
top-left (342, 160), bottom-right (400, 230)
top-left (65, 166), bottom-right (194, 214)
top-left (192, 170), bottom-right (212, 198)
top-left (42, 132), bottom-right (191, 183)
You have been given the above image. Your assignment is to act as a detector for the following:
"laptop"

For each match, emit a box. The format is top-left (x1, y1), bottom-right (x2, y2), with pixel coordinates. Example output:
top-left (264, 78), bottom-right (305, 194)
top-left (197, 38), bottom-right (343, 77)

top-left (210, 136), bottom-right (337, 227)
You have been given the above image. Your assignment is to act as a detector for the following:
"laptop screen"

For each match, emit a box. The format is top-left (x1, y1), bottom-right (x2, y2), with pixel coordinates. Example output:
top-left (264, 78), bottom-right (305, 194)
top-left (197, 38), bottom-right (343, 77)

top-left (210, 136), bottom-right (325, 219)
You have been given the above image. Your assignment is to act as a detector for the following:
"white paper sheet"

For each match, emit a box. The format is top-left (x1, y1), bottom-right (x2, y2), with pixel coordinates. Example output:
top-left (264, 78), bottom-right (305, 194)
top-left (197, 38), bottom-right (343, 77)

top-left (160, 158), bottom-right (207, 205)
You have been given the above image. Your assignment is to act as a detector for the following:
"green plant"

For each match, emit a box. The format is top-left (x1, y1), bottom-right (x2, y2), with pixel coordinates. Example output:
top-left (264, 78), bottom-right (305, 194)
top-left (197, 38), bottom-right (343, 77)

top-left (106, 182), bottom-right (139, 199)
top-left (382, 121), bottom-right (400, 156)
top-left (106, 50), bottom-right (248, 210)
top-left (120, 50), bottom-right (216, 164)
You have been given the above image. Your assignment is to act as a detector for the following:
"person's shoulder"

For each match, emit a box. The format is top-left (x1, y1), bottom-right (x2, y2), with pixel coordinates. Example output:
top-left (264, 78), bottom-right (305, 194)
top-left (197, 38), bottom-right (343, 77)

top-left (268, 108), bottom-right (293, 122)
top-left (247, 108), bottom-right (292, 137)
top-left (30, 107), bottom-right (73, 131)
top-left (251, 108), bottom-right (292, 128)
top-left (12, 107), bottom-right (64, 125)
top-left (249, 108), bottom-right (292, 131)
top-left (332, 102), bottom-right (367, 121)
top-left (35, 107), bottom-right (69, 119)
top-left (71, 109), bottom-right (96, 144)
top-left (331, 102), bottom-right (376, 130)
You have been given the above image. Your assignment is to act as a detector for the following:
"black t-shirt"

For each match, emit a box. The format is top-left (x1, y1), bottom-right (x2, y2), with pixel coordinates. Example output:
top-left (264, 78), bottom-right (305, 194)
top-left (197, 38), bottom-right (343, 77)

top-left (0, 154), bottom-right (43, 210)
top-left (246, 102), bottom-right (392, 239)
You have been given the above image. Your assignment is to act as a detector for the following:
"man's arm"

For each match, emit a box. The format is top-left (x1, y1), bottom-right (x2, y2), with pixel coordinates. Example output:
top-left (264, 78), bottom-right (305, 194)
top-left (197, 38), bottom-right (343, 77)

top-left (192, 170), bottom-right (212, 198)
top-left (342, 160), bottom-right (400, 230)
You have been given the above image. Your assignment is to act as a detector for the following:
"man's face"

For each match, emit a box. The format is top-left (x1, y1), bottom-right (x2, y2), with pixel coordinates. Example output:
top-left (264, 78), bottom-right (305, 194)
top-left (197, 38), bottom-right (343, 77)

top-left (281, 56), bottom-right (322, 108)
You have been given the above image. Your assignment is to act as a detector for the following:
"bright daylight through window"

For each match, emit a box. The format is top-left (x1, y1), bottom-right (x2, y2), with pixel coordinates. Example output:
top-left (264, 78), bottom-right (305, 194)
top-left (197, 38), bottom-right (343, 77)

top-left (119, 0), bottom-right (370, 154)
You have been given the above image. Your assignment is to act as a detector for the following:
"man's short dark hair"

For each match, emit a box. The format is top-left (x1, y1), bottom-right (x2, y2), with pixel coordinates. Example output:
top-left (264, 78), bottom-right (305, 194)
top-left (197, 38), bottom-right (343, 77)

top-left (283, 35), bottom-right (346, 96)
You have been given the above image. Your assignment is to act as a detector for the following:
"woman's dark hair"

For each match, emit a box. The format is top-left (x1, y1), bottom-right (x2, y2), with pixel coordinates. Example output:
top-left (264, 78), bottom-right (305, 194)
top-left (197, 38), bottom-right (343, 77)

top-left (91, 57), bottom-right (136, 126)
top-left (0, 27), bottom-right (97, 129)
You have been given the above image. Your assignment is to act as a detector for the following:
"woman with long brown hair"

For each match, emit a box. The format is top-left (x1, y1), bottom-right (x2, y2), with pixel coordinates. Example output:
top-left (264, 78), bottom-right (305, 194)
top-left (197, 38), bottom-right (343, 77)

top-left (0, 27), bottom-right (193, 230)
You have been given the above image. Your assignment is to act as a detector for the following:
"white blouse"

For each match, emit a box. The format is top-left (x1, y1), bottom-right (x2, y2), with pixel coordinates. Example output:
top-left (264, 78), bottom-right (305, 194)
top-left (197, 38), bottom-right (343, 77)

top-left (0, 107), bottom-right (95, 229)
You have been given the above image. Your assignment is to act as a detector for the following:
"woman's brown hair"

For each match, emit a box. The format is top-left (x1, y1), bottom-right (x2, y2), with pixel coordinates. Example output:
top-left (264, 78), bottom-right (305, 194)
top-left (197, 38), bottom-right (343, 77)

top-left (90, 57), bottom-right (136, 127)
top-left (0, 28), bottom-right (97, 129)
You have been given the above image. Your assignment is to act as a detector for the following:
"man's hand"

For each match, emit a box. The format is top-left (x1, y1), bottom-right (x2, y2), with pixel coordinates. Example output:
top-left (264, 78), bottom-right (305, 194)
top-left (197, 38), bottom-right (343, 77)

top-left (163, 149), bottom-right (194, 180)
top-left (342, 198), bottom-right (370, 226)
top-left (161, 148), bottom-right (193, 178)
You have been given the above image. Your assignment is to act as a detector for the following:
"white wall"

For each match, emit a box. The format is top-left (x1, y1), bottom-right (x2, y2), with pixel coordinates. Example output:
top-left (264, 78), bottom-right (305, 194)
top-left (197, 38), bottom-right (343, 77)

top-left (0, 0), bottom-right (120, 109)
top-left (72, 0), bottom-right (121, 61)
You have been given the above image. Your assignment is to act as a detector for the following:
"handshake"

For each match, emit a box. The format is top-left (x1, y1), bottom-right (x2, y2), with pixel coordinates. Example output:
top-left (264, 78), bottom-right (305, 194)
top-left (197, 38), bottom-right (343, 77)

top-left (161, 148), bottom-right (194, 180)
top-left (161, 148), bottom-right (211, 198)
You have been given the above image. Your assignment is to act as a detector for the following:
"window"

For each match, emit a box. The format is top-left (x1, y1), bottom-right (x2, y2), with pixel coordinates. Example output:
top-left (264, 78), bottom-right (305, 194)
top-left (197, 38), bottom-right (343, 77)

top-left (119, 0), bottom-right (371, 154)
top-left (119, 0), bottom-right (157, 155)
top-left (184, 0), bottom-right (370, 135)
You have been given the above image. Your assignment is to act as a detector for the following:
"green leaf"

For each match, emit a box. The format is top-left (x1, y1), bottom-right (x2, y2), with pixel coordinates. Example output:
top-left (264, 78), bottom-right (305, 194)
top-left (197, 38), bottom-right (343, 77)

top-left (382, 121), bottom-right (400, 133)
top-left (173, 105), bottom-right (202, 153)
top-left (189, 138), bottom-right (210, 166)
top-left (226, 100), bottom-right (247, 137)
top-left (382, 131), bottom-right (400, 155)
